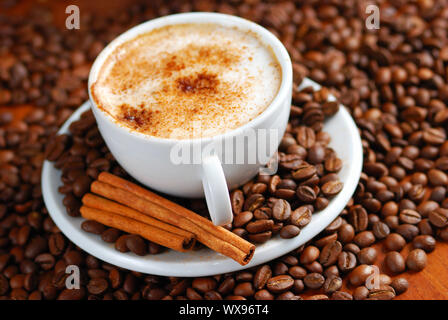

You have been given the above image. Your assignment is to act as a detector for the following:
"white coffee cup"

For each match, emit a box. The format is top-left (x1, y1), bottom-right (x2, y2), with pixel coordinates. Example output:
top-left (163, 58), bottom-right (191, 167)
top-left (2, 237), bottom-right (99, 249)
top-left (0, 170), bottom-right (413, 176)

top-left (88, 12), bottom-right (292, 226)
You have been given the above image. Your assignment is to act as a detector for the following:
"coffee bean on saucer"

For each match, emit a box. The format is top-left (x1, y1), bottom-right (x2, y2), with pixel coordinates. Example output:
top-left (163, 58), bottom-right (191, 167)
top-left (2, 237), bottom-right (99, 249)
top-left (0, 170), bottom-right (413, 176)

top-left (81, 220), bottom-right (106, 235)
top-left (126, 235), bottom-right (147, 256)
top-left (279, 225), bottom-right (300, 239)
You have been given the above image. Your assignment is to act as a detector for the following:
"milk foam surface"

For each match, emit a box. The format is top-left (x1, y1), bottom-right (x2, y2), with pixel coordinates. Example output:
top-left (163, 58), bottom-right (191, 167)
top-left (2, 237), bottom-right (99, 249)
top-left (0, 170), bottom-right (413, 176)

top-left (91, 23), bottom-right (282, 139)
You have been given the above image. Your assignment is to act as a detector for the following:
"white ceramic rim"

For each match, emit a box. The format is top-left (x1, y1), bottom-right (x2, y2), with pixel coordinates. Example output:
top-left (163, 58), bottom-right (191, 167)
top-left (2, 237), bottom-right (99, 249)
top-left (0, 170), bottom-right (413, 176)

top-left (87, 12), bottom-right (293, 145)
top-left (42, 78), bottom-right (363, 277)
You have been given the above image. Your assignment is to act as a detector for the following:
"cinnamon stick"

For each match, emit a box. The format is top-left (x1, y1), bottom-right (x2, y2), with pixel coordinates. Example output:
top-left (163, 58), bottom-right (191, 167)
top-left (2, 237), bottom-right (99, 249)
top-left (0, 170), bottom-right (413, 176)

top-left (98, 172), bottom-right (254, 255)
top-left (80, 206), bottom-right (194, 252)
top-left (90, 180), bottom-right (254, 265)
top-left (82, 193), bottom-right (195, 241)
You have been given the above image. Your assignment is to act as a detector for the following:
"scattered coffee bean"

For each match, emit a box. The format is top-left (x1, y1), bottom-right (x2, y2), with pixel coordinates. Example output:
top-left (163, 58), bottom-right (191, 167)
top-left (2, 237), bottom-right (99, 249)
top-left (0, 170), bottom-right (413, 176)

top-left (406, 249), bottom-right (427, 272)
top-left (385, 251), bottom-right (406, 274)
top-left (384, 233), bottom-right (406, 252)
top-left (390, 278), bottom-right (409, 295)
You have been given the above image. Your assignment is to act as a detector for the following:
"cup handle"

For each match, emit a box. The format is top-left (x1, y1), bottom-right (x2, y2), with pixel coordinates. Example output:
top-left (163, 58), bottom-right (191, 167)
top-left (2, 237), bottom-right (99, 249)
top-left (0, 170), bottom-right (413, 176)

top-left (201, 155), bottom-right (233, 226)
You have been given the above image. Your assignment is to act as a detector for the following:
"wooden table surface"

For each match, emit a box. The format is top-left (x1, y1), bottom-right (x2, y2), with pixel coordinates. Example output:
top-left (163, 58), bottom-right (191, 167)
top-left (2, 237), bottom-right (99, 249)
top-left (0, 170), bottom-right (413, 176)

top-left (1, 0), bottom-right (448, 300)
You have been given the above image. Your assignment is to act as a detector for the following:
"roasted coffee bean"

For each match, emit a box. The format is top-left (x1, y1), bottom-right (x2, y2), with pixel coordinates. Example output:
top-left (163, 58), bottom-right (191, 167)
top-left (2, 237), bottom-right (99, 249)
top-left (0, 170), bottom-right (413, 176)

top-left (292, 165), bottom-right (316, 181)
top-left (399, 209), bottom-right (422, 225)
top-left (288, 266), bottom-right (307, 280)
top-left (315, 233), bottom-right (338, 248)
top-left (126, 235), bottom-right (147, 256)
top-left (331, 291), bottom-right (353, 300)
top-left (24, 273), bottom-right (37, 291)
top-left (321, 180), bottom-right (343, 197)
top-left (272, 199), bottom-right (291, 221)
top-left (296, 126), bottom-right (315, 149)
top-left (428, 169), bottom-right (448, 186)
top-left (254, 289), bottom-right (274, 300)
top-left (412, 235), bottom-right (436, 253)
top-left (232, 228), bottom-right (248, 239)
top-left (368, 285), bottom-right (396, 300)
top-left (319, 240), bottom-right (342, 267)
top-left (325, 217), bottom-right (343, 233)
top-left (382, 201), bottom-right (399, 217)
top-left (235, 272), bottom-right (253, 282)
top-left (10, 274), bottom-right (25, 289)
top-left (192, 277), bottom-right (216, 293)
top-left (390, 278), bottom-right (409, 295)
top-left (114, 235), bottom-right (129, 253)
top-left (349, 265), bottom-right (374, 287)
top-left (384, 216), bottom-right (399, 231)
top-left (266, 275), bottom-right (294, 293)
top-left (230, 190), bottom-right (244, 215)
top-left (24, 236), bottom-right (47, 259)
top-left (279, 225), bottom-right (300, 239)
top-left (307, 294), bottom-right (329, 300)
top-left (72, 175), bottom-right (91, 197)
top-left (34, 253), bottom-right (55, 270)
top-left (353, 286), bottom-right (369, 300)
top-left (303, 273), bottom-right (325, 290)
top-left (81, 220), bottom-right (106, 235)
top-left (418, 219), bottom-right (433, 235)
top-left (348, 205), bottom-right (368, 232)
top-left (396, 224), bottom-right (419, 242)
top-left (233, 211), bottom-right (253, 227)
top-left (372, 221), bottom-right (390, 240)
top-left (87, 278), bottom-right (108, 295)
top-left (338, 251), bottom-right (357, 273)
top-left (88, 269), bottom-right (108, 279)
top-left (323, 276), bottom-right (342, 294)
top-left (323, 265), bottom-right (339, 279)
top-left (64, 250), bottom-right (84, 267)
top-left (233, 282), bottom-right (254, 297)
top-left (304, 261), bottom-right (323, 274)
top-left (406, 249), bottom-right (427, 272)
top-left (307, 145), bottom-right (325, 164)
top-left (384, 233), bottom-right (406, 252)
top-left (357, 247), bottom-right (377, 265)
top-left (48, 233), bottom-right (65, 256)
top-left (253, 265), bottom-right (272, 290)
top-left (324, 157), bottom-right (342, 172)
top-left (300, 246), bottom-right (320, 265)
top-left (296, 185), bottom-right (316, 202)
top-left (248, 231), bottom-right (272, 243)
top-left (338, 223), bottom-right (355, 243)
top-left (385, 251), bottom-right (406, 274)
top-left (243, 194), bottom-right (265, 212)
top-left (289, 206), bottom-right (312, 228)
top-left (253, 207), bottom-right (272, 220)
top-left (429, 208), bottom-right (448, 228)
top-left (186, 288), bottom-right (202, 300)
top-left (246, 220), bottom-right (273, 234)
top-left (273, 262), bottom-right (288, 276)
top-left (101, 228), bottom-right (121, 243)
top-left (353, 231), bottom-right (375, 248)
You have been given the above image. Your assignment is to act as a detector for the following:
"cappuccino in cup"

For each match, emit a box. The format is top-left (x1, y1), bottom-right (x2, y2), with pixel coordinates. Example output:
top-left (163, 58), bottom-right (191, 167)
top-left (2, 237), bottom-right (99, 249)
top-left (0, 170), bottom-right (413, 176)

top-left (90, 23), bottom-right (282, 139)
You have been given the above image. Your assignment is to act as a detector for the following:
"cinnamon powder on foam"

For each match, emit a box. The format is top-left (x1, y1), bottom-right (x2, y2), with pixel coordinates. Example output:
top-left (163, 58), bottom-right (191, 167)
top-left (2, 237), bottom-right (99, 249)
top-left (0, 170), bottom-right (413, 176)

top-left (91, 23), bottom-right (282, 139)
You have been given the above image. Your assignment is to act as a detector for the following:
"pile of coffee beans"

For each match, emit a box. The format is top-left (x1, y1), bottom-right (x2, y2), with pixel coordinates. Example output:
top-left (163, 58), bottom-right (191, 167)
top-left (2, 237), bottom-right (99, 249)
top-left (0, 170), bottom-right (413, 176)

top-left (229, 86), bottom-right (342, 242)
top-left (1, 0), bottom-right (448, 300)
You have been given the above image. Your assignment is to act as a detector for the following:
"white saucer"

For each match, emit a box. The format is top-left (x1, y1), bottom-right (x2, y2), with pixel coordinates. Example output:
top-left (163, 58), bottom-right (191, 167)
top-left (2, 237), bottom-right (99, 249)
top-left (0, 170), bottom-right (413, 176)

top-left (41, 78), bottom-right (363, 277)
